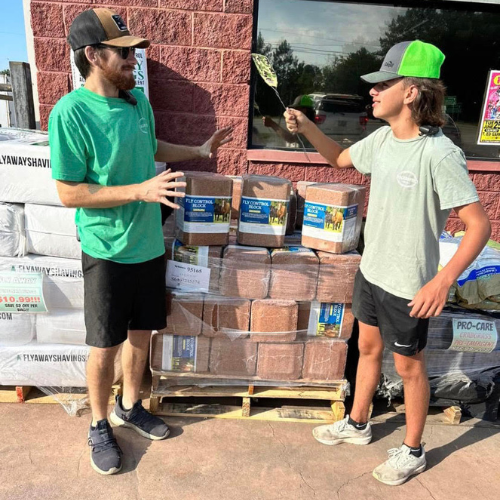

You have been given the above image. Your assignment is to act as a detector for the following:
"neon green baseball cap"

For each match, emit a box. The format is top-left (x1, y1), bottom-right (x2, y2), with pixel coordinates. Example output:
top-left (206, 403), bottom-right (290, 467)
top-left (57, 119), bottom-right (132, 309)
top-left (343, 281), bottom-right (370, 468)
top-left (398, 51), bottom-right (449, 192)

top-left (289, 95), bottom-right (314, 108)
top-left (361, 40), bottom-right (445, 83)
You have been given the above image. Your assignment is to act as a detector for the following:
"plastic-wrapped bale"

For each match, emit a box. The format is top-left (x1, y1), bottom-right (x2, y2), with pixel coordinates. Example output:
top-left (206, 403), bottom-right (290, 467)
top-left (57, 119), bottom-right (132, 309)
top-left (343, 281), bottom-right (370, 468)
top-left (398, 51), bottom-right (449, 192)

top-left (257, 343), bottom-right (304, 380)
top-left (0, 312), bottom-right (35, 347)
top-left (229, 175), bottom-right (243, 220)
top-left (36, 309), bottom-right (86, 345)
top-left (250, 299), bottom-right (298, 342)
top-left (316, 251), bottom-right (361, 303)
top-left (24, 204), bottom-right (80, 260)
top-left (306, 302), bottom-right (354, 340)
top-left (150, 334), bottom-right (210, 373)
top-left (440, 237), bottom-right (500, 310)
top-left (0, 255), bottom-right (84, 309)
top-left (296, 181), bottom-right (317, 228)
top-left (209, 338), bottom-right (258, 376)
top-left (285, 189), bottom-right (297, 235)
top-left (0, 342), bottom-right (122, 387)
top-left (237, 175), bottom-right (292, 248)
top-left (269, 246), bottom-right (319, 301)
top-left (302, 183), bottom-right (366, 253)
top-left (426, 307), bottom-right (500, 351)
top-left (219, 245), bottom-right (270, 299)
top-left (175, 171), bottom-right (232, 246)
top-left (202, 296), bottom-right (251, 338)
top-left (0, 203), bottom-right (26, 257)
top-left (166, 239), bottom-right (222, 293)
top-left (302, 340), bottom-right (348, 382)
top-left (0, 128), bottom-right (62, 206)
top-left (159, 292), bottom-right (204, 336)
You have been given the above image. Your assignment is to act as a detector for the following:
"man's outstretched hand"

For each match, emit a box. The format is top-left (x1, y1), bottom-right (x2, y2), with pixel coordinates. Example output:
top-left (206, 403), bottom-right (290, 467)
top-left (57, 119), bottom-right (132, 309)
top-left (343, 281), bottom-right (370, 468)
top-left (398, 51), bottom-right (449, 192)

top-left (140, 169), bottom-right (186, 209)
top-left (199, 126), bottom-right (233, 159)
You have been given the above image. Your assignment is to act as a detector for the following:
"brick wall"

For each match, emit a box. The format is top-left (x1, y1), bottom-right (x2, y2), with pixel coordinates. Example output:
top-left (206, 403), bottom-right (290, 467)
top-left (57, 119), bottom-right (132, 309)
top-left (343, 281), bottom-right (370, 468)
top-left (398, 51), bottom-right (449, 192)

top-left (30, 0), bottom-right (500, 241)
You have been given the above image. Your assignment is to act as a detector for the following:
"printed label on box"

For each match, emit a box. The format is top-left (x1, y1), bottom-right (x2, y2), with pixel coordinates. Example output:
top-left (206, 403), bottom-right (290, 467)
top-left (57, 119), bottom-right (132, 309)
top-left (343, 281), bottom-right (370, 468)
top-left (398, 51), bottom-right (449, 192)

top-left (302, 202), bottom-right (357, 243)
top-left (172, 240), bottom-right (209, 267)
top-left (177, 195), bottom-right (231, 234)
top-left (449, 318), bottom-right (497, 353)
top-left (0, 272), bottom-right (47, 313)
top-left (166, 261), bottom-right (211, 293)
top-left (308, 301), bottom-right (345, 338)
top-left (271, 246), bottom-right (314, 257)
top-left (161, 335), bottom-right (198, 372)
top-left (239, 197), bottom-right (288, 235)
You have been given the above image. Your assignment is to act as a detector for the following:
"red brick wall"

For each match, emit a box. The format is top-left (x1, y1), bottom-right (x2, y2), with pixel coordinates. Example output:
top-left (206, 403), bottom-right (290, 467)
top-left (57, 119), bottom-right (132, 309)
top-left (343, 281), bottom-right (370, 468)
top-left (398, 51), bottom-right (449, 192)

top-left (31, 0), bottom-right (500, 241)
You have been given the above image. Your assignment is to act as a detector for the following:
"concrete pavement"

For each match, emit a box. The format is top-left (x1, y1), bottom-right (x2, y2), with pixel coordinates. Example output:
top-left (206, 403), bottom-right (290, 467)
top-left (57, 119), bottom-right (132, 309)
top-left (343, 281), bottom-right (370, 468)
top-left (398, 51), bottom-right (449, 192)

top-left (0, 402), bottom-right (498, 500)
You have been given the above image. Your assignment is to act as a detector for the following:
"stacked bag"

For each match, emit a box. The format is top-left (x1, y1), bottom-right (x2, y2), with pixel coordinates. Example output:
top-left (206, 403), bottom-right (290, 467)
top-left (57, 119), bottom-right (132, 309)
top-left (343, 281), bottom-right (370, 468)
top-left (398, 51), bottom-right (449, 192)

top-left (152, 171), bottom-right (366, 387)
top-left (0, 128), bottom-right (122, 388)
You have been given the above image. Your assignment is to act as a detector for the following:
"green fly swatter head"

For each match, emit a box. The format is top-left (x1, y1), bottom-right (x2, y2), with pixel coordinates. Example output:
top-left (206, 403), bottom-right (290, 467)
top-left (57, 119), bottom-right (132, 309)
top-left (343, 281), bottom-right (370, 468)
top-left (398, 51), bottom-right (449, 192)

top-left (252, 53), bottom-right (278, 88)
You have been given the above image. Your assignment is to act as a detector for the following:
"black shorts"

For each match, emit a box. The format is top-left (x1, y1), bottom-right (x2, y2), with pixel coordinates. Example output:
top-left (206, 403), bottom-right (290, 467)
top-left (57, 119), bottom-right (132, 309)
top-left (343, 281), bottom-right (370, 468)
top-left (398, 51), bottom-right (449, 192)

top-left (82, 252), bottom-right (167, 348)
top-left (352, 270), bottom-right (428, 357)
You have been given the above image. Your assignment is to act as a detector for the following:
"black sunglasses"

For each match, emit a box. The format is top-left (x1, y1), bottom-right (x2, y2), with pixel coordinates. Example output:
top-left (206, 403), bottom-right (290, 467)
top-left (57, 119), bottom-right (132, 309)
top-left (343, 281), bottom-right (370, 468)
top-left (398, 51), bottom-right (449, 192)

top-left (95, 44), bottom-right (136, 60)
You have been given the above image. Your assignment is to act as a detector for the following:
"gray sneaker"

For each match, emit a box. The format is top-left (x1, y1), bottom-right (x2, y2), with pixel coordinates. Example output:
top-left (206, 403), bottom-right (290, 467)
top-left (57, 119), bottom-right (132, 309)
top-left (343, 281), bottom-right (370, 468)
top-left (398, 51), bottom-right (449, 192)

top-left (88, 419), bottom-right (122, 475)
top-left (372, 444), bottom-right (426, 486)
top-left (313, 415), bottom-right (372, 446)
top-left (110, 395), bottom-right (170, 441)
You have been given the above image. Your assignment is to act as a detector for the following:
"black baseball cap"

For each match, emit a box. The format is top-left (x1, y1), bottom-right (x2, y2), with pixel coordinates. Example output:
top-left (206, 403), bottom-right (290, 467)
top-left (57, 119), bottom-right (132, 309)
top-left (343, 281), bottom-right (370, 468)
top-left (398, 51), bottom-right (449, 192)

top-left (68, 8), bottom-right (150, 51)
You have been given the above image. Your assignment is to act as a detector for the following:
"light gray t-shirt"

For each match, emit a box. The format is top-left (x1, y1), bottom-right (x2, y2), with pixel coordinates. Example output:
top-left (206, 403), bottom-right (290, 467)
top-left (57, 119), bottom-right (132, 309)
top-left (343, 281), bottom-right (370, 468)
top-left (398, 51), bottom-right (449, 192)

top-left (350, 126), bottom-right (479, 300)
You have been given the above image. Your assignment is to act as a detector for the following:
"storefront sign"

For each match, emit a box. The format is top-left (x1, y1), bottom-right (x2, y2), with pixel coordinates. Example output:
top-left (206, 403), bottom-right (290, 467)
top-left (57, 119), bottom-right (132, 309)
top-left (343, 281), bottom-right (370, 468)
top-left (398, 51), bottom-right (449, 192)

top-left (477, 70), bottom-right (500, 144)
top-left (0, 272), bottom-right (47, 313)
top-left (449, 318), bottom-right (497, 353)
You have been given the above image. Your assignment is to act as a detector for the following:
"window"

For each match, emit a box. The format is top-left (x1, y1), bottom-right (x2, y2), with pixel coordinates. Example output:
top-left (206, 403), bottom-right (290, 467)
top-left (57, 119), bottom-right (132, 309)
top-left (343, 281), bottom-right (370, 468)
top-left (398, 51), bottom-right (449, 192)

top-left (250, 0), bottom-right (500, 160)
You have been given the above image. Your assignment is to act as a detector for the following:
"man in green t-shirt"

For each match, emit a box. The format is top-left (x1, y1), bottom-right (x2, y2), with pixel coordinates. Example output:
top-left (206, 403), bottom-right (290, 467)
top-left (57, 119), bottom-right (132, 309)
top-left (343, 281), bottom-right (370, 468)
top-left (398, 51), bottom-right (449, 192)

top-left (284, 41), bottom-right (491, 485)
top-left (49, 8), bottom-right (232, 476)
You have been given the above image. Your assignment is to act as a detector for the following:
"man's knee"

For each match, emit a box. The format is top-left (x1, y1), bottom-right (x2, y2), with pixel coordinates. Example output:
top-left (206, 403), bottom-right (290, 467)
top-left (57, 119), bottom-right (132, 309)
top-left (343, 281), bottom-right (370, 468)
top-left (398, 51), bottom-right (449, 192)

top-left (89, 345), bottom-right (121, 366)
top-left (394, 352), bottom-right (426, 380)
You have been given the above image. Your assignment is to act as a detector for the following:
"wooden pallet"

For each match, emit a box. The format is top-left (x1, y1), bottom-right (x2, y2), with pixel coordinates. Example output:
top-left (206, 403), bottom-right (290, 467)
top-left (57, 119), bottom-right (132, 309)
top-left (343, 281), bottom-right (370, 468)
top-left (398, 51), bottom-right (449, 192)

top-left (0, 384), bottom-right (122, 405)
top-left (150, 381), bottom-right (347, 423)
top-left (370, 400), bottom-right (462, 425)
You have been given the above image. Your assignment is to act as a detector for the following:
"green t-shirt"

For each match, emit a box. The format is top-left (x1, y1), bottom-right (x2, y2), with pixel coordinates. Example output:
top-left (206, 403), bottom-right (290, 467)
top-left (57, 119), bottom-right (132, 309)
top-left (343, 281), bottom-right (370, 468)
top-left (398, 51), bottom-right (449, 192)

top-left (350, 126), bottom-right (479, 300)
top-left (48, 87), bottom-right (164, 264)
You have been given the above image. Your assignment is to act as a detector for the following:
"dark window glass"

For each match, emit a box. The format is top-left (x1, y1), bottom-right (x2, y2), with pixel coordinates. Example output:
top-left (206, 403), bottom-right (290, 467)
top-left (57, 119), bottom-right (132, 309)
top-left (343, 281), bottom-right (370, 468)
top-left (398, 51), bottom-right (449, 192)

top-left (250, 0), bottom-right (500, 160)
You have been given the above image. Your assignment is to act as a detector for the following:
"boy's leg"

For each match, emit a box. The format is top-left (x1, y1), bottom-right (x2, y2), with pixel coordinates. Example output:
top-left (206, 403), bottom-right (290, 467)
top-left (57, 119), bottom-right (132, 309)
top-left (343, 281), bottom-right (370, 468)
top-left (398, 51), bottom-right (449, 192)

top-left (350, 320), bottom-right (384, 424)
top-left (393, 350), bottom-right (429, 448)
top-left (121, 330), bottom-right (152, 409)
top-left (87, 345), bottom-right (121, 424)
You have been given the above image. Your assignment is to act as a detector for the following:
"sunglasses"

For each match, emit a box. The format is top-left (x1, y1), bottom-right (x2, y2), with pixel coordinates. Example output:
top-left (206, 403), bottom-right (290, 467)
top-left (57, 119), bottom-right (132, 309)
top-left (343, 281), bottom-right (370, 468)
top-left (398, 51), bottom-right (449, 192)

top-left (95, 45), bottom-right (136, 60)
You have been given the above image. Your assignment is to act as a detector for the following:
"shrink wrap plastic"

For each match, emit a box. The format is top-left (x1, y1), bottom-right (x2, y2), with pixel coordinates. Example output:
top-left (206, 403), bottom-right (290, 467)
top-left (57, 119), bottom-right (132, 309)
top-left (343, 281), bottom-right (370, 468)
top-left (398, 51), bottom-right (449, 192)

top-left (153, 240), bottom-right (360, 386)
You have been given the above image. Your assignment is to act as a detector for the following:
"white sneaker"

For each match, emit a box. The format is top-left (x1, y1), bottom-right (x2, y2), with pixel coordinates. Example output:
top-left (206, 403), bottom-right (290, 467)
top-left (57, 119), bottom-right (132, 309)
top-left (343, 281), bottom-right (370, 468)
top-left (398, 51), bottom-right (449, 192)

top-left (313, 415), bottom-right (372, 446)
top-left (372, 444), bottom-right (426, 486)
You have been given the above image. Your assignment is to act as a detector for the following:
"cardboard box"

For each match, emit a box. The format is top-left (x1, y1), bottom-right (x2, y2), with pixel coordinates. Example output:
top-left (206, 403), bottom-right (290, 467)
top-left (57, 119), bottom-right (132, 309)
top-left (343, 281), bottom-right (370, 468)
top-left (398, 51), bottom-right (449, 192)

top-left (302, 183), bottom-right (365, 253)
top-left (237, 175), bottom-right (292, 248)
top-left (175, 171), bottom-right (232, 246)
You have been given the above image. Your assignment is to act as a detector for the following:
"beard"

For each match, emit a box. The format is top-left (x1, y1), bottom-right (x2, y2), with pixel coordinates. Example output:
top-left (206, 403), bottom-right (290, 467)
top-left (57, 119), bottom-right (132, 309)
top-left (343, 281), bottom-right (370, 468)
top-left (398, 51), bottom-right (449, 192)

top-left (97, 57), bottom-right (136, 91)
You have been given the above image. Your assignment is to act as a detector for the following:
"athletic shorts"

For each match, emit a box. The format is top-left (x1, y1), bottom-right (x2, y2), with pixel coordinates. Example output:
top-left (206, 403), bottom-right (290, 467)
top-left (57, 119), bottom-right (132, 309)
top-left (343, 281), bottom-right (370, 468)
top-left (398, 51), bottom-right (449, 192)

top-left (82, 252), bottom-right (167, 348)
top-left (351, 270), bottom-right (428, 357)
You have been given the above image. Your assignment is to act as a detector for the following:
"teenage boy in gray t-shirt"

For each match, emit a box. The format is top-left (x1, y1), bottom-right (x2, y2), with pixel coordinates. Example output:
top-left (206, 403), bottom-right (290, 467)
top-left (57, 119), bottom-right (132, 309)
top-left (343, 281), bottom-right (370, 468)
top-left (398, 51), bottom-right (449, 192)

top-left (285, 40), bottom-right (491, 486)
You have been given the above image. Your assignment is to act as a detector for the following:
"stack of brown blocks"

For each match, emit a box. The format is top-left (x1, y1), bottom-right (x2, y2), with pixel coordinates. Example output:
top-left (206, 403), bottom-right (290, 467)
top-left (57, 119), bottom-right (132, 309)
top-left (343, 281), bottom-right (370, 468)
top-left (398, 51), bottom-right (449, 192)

top-left (156, 175), bottom-right (367, 386)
